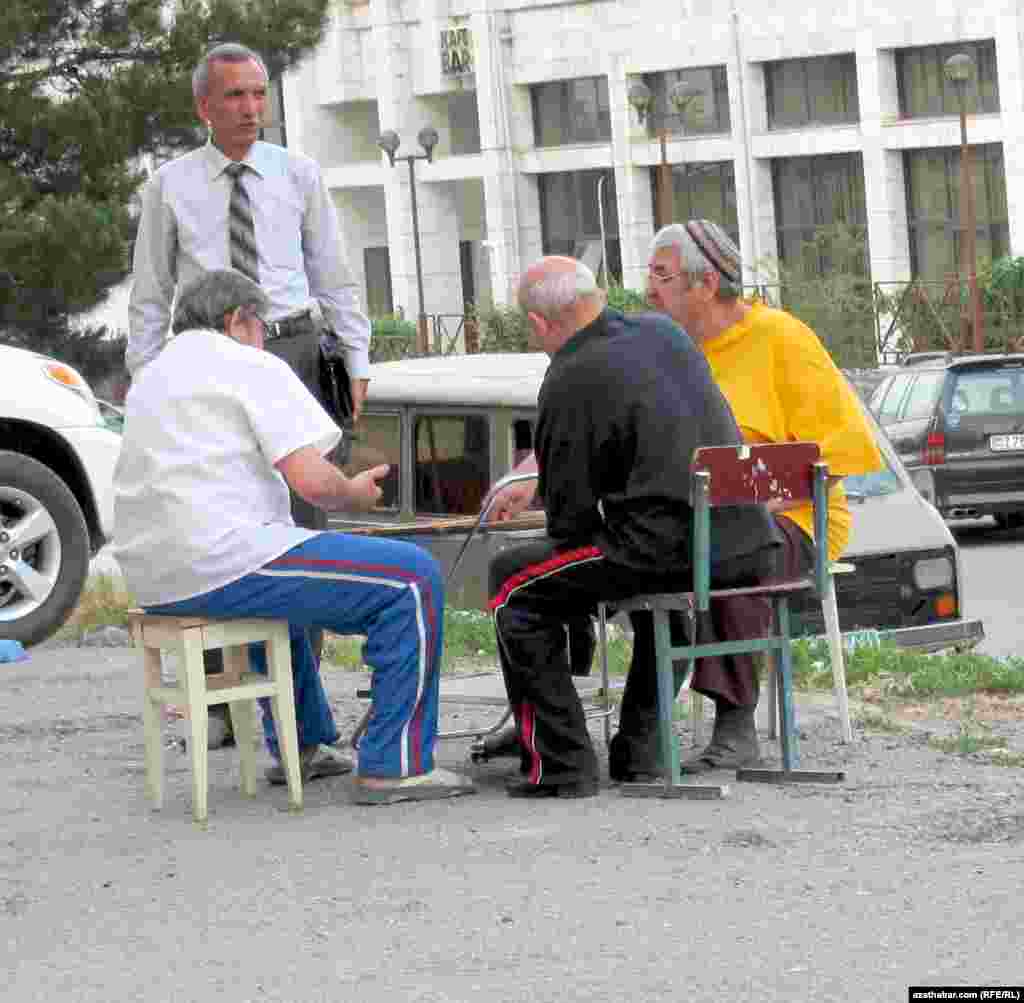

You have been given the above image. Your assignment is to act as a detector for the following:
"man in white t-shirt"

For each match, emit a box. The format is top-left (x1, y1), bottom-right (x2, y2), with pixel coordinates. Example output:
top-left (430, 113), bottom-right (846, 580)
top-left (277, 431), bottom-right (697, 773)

top-left (114, 270), bottom-right (473, 803)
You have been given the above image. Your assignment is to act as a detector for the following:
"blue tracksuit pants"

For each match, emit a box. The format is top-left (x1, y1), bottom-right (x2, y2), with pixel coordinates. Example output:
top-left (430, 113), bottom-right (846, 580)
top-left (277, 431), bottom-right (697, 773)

top-left (146, 533), bottom-right (444, 779)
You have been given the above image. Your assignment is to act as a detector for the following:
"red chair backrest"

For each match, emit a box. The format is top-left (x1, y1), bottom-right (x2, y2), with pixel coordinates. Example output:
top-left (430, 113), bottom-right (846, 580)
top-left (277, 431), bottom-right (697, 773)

top-left (691, 442), bottom-right (822, 507)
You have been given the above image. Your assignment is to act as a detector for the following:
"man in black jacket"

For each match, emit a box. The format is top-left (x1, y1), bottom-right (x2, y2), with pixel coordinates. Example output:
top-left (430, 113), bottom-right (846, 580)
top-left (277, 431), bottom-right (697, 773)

top-left (488, 256), bottom-right (780, 798)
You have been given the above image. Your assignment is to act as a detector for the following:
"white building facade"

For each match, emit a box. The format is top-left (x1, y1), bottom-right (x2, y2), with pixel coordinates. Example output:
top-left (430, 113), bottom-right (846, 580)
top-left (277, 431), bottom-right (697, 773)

top-left (280, 0), bottom-right (1021, 323)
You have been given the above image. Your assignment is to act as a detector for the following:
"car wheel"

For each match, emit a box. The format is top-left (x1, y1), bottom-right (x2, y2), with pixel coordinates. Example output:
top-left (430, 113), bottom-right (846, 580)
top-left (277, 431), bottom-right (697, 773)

top-left (0, 451), bottom-right (91, 647)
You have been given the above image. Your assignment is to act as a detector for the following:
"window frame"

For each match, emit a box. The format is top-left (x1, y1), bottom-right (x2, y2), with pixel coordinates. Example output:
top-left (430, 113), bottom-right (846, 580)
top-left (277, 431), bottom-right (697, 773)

top-left (410, 408), bottom-right (494, 517)
top-left (765, 54), bottom-right (860, 130)
top-left (895, 40), bottom-right (1000, 120)
top-left (530, 76), bottom-right (612, 148)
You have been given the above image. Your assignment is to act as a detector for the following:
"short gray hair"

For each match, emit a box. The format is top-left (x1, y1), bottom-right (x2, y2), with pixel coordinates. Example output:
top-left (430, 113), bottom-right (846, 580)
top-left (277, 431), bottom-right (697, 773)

top-left (650, 221), bottom-right (744, 299)
top-left (193, 43), bottom-right (269, 99)
top-left (518, 259), bottom-right (600, 318)
top-left (171, 270), bottom-right (269, 335)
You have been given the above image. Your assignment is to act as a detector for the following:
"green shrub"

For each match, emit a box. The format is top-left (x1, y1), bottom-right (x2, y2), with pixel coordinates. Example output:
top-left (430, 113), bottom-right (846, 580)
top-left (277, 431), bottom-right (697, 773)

top-left (370, 314), bottom-right (420, 363)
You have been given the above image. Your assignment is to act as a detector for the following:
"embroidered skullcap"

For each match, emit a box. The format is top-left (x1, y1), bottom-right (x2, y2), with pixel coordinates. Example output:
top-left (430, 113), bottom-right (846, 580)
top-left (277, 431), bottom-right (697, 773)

top-left (684, 219), bottom-right (742, 288)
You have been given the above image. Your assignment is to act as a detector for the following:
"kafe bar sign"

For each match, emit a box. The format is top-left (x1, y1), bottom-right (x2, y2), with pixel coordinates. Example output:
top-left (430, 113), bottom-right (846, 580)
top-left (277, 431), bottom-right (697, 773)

top-left (440, 25), bottom-right (473, 76)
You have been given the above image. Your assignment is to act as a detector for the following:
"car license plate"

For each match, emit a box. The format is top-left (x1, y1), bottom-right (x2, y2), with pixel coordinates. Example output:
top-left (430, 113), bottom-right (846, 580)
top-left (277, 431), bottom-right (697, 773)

top-left (990, 434), bottom-right (1024, 452)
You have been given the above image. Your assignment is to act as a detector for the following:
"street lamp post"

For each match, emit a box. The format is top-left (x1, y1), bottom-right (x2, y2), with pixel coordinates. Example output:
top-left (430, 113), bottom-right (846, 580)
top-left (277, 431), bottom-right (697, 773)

top-left (944, 52), bottom-right (984, 353)
top-left (628, 79), bottom-right (704, 230)
top-left (377, 126), bottom-right (439, 353)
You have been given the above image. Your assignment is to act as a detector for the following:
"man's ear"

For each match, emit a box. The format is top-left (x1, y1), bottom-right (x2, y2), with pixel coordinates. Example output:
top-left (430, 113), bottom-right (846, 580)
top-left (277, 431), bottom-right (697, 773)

top-left (224, 307), bottom-right (243, 337)
top-left (196, 96), bottom-right (210, 127)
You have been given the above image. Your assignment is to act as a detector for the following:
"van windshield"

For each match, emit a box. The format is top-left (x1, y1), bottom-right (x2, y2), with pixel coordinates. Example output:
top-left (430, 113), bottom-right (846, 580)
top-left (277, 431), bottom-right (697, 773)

top-left (843, 451), bottom-right (903, 500)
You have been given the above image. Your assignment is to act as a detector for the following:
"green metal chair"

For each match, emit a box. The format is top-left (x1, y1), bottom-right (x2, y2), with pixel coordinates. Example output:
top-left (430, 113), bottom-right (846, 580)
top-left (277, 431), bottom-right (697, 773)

top-left (601, 441), bottom-right (846, 799)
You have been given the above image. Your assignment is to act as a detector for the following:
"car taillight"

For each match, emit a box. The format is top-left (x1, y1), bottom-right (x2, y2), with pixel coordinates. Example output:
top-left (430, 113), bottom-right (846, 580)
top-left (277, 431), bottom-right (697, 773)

top-left (923, 430), bottom-right (945, 465)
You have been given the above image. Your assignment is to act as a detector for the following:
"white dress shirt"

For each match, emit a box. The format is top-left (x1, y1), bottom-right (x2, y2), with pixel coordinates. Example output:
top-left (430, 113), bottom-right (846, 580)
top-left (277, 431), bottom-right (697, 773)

top-left (128, 141), bottom-right (370, 379)
top-left (113, 328), bottom-right (341, 605)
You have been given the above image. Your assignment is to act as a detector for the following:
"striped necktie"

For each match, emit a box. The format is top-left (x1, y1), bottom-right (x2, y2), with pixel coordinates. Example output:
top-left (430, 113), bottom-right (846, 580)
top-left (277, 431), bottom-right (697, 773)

top-left (225, 163), bottom-right (259, 283)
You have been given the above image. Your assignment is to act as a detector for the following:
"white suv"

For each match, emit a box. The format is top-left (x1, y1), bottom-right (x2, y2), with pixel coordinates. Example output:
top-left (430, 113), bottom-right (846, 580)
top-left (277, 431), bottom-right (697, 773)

top-left (0, 345), bottom-right (122, 645)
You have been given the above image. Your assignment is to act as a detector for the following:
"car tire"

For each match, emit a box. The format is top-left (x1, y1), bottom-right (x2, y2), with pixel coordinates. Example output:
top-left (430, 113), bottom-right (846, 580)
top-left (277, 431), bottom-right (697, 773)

top-left (0, 451), bottom-right (91, 647)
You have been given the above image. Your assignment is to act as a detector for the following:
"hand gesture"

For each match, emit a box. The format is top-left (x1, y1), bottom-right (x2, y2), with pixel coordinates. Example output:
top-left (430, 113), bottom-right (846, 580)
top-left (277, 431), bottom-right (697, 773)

top-left (485, 479), bottom-right (537, 523)
top-left (346, 464), bottom-right (389, 512)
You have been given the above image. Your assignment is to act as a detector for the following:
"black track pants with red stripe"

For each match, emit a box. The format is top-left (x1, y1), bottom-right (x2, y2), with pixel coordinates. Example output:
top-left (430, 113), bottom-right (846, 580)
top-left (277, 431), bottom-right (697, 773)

top-left (489, 539), bottom-right (685, 787)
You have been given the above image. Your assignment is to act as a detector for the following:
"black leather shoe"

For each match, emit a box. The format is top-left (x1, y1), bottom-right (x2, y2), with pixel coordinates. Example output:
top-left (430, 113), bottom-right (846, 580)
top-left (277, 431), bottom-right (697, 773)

top-left (505, 778), bottom-right (599, 799)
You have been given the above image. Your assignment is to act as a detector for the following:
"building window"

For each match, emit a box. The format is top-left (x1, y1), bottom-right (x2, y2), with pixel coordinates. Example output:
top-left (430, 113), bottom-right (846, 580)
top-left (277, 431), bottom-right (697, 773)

top-left (657, 162), bottom-right (738, 246)
top-left (414, 414), bottom-right (490, 515)
top-left (363, 246), bottom-right (393, 318)
top-left (904, 144), bottom-right (1008, 283)
top-left (531, 77), bottom-right (611, 147)
top-left (773, 153), bottom-right (867, 272)
top-left (538, 169), bottom-right (621, 283)
top-left (260, 77), bottom-right (287, 147)
top-left (897, 40), bottom-right (999, 118)
top-left (641, 66), bottom-right (730, 136)
top-left (448, 90), bottom-right (481, 155)
top-left (765, 54), bottom-right (859, 129)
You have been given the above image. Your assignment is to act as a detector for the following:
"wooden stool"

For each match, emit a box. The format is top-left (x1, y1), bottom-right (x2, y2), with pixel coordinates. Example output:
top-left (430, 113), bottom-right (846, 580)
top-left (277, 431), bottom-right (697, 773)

top-left (128, 611), bottom-right (303, 823)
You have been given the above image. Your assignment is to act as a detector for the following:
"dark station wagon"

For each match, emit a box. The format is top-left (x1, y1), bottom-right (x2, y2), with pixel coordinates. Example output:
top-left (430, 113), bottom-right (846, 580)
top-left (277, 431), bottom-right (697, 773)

top-left (332, 353), bottom-right (984, 653)
top-left (868, 353), bottom-right (1024, 530)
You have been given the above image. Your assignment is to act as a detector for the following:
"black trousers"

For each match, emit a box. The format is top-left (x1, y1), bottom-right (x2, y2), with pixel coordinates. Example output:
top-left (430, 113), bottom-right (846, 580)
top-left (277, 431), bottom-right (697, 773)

top-left (489, 539), bottom-right (777, 787)
top-left (608, 515), bottom-right (813, 777)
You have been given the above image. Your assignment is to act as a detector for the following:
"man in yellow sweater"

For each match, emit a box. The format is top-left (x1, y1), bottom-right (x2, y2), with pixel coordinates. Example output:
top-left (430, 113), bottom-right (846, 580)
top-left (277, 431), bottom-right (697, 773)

top-left (610, 219), bottom-right (882, 777)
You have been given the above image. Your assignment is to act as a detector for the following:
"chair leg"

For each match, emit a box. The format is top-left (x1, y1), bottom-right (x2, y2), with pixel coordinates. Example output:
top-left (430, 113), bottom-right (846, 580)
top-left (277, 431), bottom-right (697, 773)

top-left (737, 599), bottom-right (845, 786)
top-left (181, 633), bottom-right (210, 824)
top-left (597, 604), bottom-right (611, 749)
top-left (766, 652), bottom-right (779, 740)
top-left (651, 609), bottom-right (679, 790)
top-left (822, 576), bottom-right (853, 743)
top-left (266, 624), bottom-right (303, 813)
top-left (229, 699), bottom-right (259, 797)
top-left (775, 599), bottom-right (799, 771)
top-left (141, 645), bottom-right (164, 810)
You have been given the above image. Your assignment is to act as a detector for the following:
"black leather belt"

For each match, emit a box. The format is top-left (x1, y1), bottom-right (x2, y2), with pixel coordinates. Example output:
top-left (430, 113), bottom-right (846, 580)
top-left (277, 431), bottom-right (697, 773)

top-left (264, 309), bottom-right (316, 341)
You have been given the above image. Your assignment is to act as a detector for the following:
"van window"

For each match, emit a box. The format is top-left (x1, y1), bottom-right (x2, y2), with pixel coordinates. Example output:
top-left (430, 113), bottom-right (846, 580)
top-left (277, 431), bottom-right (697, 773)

top-left (415, 414), bottom-right (490, 515)
top-left (342, 412), bottom-right (401, 510)
top-left (875, 374), bottom-right (913, 422)
top-left (902, 372), bottom-right (945, 419)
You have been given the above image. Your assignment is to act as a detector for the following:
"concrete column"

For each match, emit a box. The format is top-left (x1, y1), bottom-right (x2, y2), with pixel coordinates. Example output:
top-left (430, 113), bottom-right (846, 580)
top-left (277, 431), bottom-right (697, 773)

top-left (729, 23), bottom-right (769, 284)
top-left (610, 56), bottom-right (654, 291)
top-left (996, 14), bottom-right (1024, 255)
top-left (473, 8), bottom-right (521, 305)
top-left (859, 39), bottom-right (912, 285)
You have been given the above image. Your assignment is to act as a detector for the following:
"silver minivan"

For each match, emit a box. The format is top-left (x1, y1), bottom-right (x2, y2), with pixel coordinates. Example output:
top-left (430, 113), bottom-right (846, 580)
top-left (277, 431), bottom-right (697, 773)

top-left (332, 352), bottom-right (984, 652)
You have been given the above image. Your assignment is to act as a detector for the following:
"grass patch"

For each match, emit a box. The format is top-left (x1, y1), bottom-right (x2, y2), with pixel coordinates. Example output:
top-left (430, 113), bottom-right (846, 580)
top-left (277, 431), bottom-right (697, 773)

top-left (791, 637), bottom-right (1024, 698)
top-left (59, 573), bottom-right (136, 640)
top-left (988, 749), bottom-right (1024, 768)
top-left (928, 732), bottom-right (1009, 755)
top-left (323, 610), bottom-right (637, 676)
top-left (855, 708), bottom-right (910, 734)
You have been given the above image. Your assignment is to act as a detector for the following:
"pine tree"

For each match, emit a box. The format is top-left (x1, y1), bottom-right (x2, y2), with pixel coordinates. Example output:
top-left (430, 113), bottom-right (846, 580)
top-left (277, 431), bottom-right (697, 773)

top-left (0, 0), bottom-right (330, 351)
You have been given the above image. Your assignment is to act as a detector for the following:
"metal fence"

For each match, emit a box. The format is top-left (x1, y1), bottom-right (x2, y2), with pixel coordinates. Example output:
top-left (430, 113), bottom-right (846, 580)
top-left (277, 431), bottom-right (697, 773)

top-left (372, 280), bottom-right (1024, 369)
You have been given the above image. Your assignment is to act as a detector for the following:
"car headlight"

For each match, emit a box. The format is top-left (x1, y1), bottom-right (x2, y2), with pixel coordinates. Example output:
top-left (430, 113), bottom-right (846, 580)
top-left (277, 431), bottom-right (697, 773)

top-left (913, 555), bottom-right (953, 590)
top-left (41, 361), bottom-right (103, 423)
top-left (42, 362), bottom-right (94, 401)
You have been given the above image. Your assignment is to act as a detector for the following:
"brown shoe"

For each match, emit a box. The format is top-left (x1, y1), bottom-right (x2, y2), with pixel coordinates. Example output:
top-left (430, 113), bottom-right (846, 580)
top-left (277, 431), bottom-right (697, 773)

top-left (681, 703), bottom-right (761, 774)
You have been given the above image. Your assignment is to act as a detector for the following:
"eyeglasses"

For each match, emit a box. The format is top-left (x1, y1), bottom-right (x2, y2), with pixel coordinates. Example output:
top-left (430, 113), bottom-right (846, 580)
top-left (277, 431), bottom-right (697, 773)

top-left (647, 269), bottom-right (686, 285)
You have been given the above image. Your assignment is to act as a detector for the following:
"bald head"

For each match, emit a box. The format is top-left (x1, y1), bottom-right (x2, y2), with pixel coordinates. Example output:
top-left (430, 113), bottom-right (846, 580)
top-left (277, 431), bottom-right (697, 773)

top-left (517, 256), bottom-right (606, 356)
top-left (518, 256), bottom-right (601, 318)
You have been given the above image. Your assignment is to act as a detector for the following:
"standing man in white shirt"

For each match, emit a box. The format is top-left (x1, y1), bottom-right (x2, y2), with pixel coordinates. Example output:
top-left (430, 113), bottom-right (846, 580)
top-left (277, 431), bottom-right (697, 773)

top-left (128, 41), bottom-right (372, 743)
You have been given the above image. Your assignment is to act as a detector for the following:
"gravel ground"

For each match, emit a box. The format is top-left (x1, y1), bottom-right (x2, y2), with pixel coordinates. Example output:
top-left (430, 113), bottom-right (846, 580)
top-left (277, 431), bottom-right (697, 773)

top-left (1, 640), bottom-right (1021, 1002)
